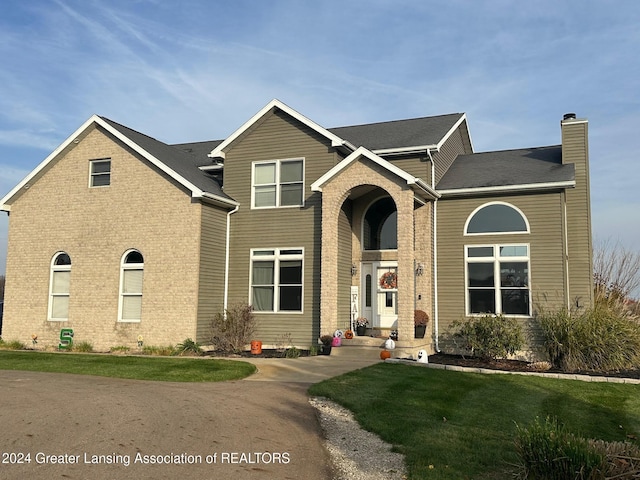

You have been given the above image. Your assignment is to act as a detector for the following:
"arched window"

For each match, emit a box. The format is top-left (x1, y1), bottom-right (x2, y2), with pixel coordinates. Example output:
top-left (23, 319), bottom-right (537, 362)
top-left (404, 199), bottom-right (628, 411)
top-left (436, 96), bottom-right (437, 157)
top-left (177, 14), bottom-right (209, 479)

top-left (465, 202), bottom-right (529, 235)
top-left (119, 250), bottom-right (144, 322)
top-left (363, 197), bottom-right (397, 250)
top-left (49, 252), bottom-right (71, 321)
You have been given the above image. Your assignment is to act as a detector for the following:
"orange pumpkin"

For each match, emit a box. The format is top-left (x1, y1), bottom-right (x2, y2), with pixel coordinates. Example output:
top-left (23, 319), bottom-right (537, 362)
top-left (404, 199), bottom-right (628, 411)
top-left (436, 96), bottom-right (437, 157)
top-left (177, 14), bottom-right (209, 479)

top-left (344, 330), bottom-right (354, 339)
top-left (380, 349), bottom-right (391, 360)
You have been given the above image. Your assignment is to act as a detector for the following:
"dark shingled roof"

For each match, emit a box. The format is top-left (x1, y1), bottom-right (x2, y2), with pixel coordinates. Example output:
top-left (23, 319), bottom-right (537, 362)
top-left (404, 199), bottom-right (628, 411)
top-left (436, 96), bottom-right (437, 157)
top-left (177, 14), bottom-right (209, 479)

top-left (328, 113), bottom-right (464, 151)
top-left (99, 117), bottom-right (231, 201)
top-left (171, 140), bottom-right (224, 166)
top-left (436, 145), bottom-right (574, 190)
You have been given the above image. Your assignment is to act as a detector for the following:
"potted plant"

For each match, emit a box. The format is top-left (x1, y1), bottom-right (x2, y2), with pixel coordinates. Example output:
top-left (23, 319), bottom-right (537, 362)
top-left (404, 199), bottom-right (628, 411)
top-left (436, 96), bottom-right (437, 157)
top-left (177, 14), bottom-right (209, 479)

top-left (355, 317), bottom-right (368, 336)
top-left (319, 335), bottom-right (334, 355)
top-left (414, 310), bottom-right (429, 339)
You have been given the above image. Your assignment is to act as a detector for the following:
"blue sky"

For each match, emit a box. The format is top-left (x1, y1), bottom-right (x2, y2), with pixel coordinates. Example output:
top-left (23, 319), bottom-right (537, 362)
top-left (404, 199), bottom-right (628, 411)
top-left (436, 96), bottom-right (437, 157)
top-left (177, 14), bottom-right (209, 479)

top-left (1, 0), bottom-right (639, 275)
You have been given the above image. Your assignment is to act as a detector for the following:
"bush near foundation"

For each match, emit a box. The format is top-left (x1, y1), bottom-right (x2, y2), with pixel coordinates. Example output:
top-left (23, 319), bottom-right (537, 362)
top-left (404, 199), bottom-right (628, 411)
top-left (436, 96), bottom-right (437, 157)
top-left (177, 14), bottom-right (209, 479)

top-left (452, 313), bottom-right (524, 360)
top-left (209, 303), bottom-right (256, 353)
top-left (537, 303), bottom-right (640, 373)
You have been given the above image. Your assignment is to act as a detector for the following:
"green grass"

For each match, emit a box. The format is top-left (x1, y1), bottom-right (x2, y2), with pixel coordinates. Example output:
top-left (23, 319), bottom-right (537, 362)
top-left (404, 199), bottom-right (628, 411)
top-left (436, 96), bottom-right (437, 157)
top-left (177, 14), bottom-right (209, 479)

top-left (308, 363), bottom-right (640, 479)
top-left (0, 350), bottom-right (256, 382)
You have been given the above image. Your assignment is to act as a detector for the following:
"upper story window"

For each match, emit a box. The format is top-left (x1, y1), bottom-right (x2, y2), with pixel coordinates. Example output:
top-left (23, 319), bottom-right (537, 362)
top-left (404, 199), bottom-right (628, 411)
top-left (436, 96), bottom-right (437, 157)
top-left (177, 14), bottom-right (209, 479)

top-left (119, 250), bottom-right (144, 322)
top-left (252, 159), bottom-right (304, 208)
top-left (363, 197), bottom-right (397, 250)
top-left (90, 159), bottom-right (111, 187)
top-left (465, 202), bottom-right (529, 235)
top-left (49, 252), bottom-right (71, 321)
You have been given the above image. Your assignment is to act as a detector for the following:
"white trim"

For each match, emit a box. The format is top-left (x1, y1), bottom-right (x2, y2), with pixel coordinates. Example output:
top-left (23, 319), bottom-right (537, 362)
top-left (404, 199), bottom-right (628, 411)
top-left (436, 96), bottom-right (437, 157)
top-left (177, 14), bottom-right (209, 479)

top-left (311, 146), bottom-right (440, 199)
top-left (118, 249), bottom-right (144, 323)
top-left (249, 247), bottom-right (305, 314)
top-left (436, 113), bottom-right (470, 151)
top-left (464, 243), bottom-right (532, 317)
top-left (48, 252), bottom-right (71, 321)
top-left (463, 201), bottom-right (531, 236)
top-left (208, 99), bottom-right (355, 160)
top-left (0, 115), bottom-right (239, 212)
top-left (251, 158), bottom-right (305, 209)
top-left (438, 180), bottom-right (575, 197)
top-left (88, 158), bottom-right (111, 188)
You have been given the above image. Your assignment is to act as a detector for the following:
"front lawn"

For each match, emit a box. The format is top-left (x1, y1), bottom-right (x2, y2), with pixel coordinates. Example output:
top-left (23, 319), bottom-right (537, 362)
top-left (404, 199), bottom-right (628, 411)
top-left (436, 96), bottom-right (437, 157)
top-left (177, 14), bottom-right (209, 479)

top-left (308, 363), bottom-right (640, 479)
top-left (0, 350), bottom-right (256, 382)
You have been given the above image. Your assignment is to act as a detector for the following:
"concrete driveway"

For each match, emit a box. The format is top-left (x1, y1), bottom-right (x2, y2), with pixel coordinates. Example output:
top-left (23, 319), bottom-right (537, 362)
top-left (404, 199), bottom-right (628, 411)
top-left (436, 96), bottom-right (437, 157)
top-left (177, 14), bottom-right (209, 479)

top-left (0, 348), bottom-right (380, 480)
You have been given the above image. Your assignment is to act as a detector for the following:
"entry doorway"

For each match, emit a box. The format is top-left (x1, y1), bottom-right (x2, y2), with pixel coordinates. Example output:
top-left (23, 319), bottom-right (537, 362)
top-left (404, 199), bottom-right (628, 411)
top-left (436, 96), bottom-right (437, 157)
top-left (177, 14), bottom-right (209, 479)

top-left (361, 262), bottom-right (398, 329)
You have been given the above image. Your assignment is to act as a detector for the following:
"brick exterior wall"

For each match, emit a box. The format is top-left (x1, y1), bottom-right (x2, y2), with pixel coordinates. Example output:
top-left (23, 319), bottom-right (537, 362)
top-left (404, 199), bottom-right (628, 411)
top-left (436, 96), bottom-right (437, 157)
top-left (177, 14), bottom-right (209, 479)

top-left (3, 125), bottom-right (203, 351)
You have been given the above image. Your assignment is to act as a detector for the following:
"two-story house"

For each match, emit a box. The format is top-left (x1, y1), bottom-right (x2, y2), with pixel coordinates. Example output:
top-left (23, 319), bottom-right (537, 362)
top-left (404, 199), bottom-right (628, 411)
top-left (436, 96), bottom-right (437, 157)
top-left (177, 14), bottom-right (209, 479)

top-left (0, 100), bottom-right (593, 355)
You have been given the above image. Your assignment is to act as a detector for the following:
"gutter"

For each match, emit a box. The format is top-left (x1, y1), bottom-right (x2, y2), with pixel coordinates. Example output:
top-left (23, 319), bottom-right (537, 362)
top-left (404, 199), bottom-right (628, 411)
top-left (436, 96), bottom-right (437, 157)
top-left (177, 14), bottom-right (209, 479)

top-left (223, 204), bottom-right (240, 317)
top-left (428, 149), bottom-right (441, 352)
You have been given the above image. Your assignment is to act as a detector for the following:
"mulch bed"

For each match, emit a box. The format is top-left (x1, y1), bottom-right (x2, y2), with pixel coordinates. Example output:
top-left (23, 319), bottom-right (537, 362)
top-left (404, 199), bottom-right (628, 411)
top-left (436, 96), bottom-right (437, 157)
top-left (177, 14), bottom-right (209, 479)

top-left (427, 353), bottom-right (640, 380)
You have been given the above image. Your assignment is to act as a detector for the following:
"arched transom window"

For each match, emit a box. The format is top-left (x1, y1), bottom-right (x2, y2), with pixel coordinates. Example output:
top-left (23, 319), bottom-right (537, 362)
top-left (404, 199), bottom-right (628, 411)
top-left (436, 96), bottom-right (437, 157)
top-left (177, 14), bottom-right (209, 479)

top-left (465, 202), bottom-right (529, 235)
top-left (363, 197), bottom-right (397, 250)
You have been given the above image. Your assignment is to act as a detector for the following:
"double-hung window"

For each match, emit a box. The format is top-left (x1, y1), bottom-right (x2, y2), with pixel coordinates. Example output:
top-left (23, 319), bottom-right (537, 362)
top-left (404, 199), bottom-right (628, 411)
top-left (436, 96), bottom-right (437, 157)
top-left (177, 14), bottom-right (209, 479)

top-left (119, 250), bottom-right (144, 322)
top-left (251, 249), bottom-right (303, 312)
top-left (49, 252), bottom-right (71, 321)
top-left (89, 159), bottom-right (111, 187)
top-left (252, 159), bottom-right (304, 208)
top-left (466, 245), bottom-right (530, 316)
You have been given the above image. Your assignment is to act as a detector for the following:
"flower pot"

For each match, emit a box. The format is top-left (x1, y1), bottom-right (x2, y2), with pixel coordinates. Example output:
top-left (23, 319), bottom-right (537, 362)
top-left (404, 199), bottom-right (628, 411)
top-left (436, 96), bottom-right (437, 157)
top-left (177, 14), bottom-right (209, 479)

top-left (414, 325), bottom-right (426, 339)
top-left (319, 345), bottom-right (332, 355)
top-left (356, 326), bottom-right (367, 336)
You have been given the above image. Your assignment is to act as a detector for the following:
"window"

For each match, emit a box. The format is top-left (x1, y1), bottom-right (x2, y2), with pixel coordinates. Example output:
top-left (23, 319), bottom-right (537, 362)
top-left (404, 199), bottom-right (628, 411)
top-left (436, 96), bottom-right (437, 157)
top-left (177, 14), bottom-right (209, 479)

top-left (90, 159), bottom-right (111, 187)
top-left (49, 252), bottom-right (71, 321)
top-left (252, 159), bottom-right (304, 208)
top-left (466, 245), bottom-right (530, 316)
top-left (465, 202), bottom-right (529, 235)
top-left (363, 197), bottom-right (397, 250)
top-left (119, 250), bottom-right (144, 322)
top-left (251, 249), bottom-right (303, 312)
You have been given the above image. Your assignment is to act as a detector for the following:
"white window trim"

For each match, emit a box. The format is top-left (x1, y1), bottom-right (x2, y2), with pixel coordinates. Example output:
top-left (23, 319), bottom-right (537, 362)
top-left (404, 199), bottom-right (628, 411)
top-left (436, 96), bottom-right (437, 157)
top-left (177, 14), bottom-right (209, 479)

top-left (118, 249), bottom-right (144, 323)
top-left (464, 201), bottom-right (530, 236)
top-left (48, 252), bottom-right (71, 321)
top-left (89, 158), bottom-right (111, 188)
top-left (249, 248), bottom-right (304, 314)
top-left (251, 158), bottom-right (305, 209)
top-left (464, 243), bottom-right (532, 317)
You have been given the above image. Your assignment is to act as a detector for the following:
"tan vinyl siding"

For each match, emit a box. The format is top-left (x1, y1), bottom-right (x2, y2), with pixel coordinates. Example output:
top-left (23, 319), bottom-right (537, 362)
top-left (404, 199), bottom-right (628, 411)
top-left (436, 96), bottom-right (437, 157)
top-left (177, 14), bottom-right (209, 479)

top-left (387, 153), bottom-right (431, 182)
top-left (337, 200), bottom-right (352, 332)
top-left (562, 120), bottom-right (593, 307)
top-left (433, 125), bottom-right (470, 184)
top-left (223, 109), bottom-right (338, 346)
top-left (436, 192), bottom-right (566, 352)
top-left (195, 204), bottom-right (228, 343)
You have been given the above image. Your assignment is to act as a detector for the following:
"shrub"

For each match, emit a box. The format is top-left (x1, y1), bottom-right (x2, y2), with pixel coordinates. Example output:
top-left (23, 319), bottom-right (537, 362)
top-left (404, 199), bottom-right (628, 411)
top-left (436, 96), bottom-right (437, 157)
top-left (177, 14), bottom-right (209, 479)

top-left (285, 346), bottom-right (301, 358)
top-left (174, 338), bottom-right (203, 356)
top-left (515, 416), bottom-right (605, 479)
top-left (109, 345), bottom-right (131, 354)
top-left (209, 303), bottom-right (256, 353)
top-left (142, 345), bottom-right (176, 356)
top-left (538, 304), bottom-right (640, 372)
top-left (0, 339), bottom-right (25, 350)
top-left (414, 309), bottom-right (429, 326)
top-left (72, 341), bottom-right (94, 353)
top-left (452, 313), bottom-right (524, 360)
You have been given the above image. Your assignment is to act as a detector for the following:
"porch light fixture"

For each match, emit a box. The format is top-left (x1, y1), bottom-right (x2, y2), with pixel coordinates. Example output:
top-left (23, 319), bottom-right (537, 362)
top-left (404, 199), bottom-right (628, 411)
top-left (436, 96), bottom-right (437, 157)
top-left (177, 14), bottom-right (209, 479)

top-left (351, 264), bottom-right (357, 276)
top-left (415, 263), bottom-right (424, 276)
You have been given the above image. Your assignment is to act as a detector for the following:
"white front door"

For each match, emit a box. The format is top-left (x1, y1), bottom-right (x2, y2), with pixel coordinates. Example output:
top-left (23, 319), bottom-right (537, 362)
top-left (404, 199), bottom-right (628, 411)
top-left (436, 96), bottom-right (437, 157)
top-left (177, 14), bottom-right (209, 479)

top-left (361, 262), bottom-right (398, 329)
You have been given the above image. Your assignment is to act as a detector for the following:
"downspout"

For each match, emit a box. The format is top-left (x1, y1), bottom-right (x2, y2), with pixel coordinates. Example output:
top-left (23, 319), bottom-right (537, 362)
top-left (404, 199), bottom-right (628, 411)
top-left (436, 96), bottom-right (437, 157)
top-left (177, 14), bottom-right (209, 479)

top-left (223, 205), bottom-right (240, 317)
top-left (428, 149), bottom-right (441, 352)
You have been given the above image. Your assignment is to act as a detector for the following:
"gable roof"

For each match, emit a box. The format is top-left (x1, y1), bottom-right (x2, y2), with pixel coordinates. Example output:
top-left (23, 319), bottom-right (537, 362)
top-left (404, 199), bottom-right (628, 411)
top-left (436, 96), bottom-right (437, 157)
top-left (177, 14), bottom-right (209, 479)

top-left (0, 116), bottom-right (238, 211)
top-left (436, 145), bottom-right (575, 195)
top-left (209, 99), bottom-right (356, 159)
top-left (311, 146), bottom-right (439, 200)
top-left (328, 113), bottom-right (468, 154)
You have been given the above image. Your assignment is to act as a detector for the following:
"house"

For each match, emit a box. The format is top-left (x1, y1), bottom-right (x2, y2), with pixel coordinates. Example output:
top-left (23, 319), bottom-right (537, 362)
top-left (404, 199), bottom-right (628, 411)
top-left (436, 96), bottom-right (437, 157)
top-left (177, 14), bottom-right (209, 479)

top-left (0, 100), bottom-right (593, 356)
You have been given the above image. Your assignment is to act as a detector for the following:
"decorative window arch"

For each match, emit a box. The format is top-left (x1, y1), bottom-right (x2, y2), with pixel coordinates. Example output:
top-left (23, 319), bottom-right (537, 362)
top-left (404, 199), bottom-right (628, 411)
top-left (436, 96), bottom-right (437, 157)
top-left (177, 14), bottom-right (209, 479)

top-left (49, 252), bottom-right (72, 321)
top-left (363, 196), bottom-right (397, 250)
top-left (119, 250), bottom-right (144, 322)
top-left (464, 202), bottom-right (530, 235)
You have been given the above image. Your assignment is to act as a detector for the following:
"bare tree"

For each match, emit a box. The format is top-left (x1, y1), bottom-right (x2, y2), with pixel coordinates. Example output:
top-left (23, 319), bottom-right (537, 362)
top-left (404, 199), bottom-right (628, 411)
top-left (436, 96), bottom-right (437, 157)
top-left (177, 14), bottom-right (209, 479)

top-left (593, 238), bottom-right (640, 304)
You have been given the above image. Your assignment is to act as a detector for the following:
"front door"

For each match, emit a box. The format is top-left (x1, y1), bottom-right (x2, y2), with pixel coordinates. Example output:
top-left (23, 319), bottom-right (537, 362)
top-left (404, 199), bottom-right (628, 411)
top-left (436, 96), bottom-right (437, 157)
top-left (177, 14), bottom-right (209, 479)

top-left (361, 262), bottom-right (398, 329)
